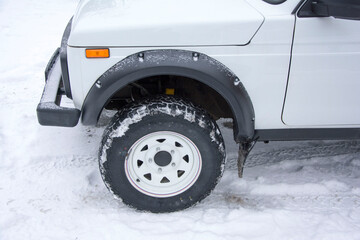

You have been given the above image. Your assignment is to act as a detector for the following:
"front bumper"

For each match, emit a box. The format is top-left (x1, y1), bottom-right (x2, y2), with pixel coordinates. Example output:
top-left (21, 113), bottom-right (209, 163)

top-left (36, 48), bottom-right (80, 127)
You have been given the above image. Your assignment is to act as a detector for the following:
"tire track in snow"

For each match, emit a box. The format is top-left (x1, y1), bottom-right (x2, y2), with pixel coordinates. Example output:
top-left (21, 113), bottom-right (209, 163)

top-left (221, 194), bottom-right (360, 211)
top-left (226, 140), bottom-right (360, 169)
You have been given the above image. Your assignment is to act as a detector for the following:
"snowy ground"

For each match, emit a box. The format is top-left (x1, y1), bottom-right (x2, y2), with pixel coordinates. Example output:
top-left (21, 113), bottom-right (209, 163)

top-left (1, 1), bottom-right (360, 239)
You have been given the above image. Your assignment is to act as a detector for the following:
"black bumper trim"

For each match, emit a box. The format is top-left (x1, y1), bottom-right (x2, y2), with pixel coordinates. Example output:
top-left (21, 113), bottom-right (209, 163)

top-left (60, 17), bottom-right (73, 99)
top-left (37, 50), bottom-right (80, 127)
top-left (255, 128), bottom-right (360, 141)
top-left (45, 48), bottom-right (60, 80)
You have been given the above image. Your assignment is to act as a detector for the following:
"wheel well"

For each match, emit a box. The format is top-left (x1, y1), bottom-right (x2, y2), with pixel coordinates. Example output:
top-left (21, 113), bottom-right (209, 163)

top-left (104, 75), bottom-right (234, 121)
top-left (81, 49), bottom-right (255, 142)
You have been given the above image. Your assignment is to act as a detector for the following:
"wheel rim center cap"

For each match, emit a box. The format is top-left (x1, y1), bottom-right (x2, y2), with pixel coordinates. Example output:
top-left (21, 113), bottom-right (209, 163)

top-left (154, 151), bottom-right (172, 167)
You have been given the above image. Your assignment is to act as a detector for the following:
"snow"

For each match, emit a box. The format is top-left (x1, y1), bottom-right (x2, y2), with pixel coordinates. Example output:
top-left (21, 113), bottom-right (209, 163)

top-left (0, 1), bottom-right (360, 239)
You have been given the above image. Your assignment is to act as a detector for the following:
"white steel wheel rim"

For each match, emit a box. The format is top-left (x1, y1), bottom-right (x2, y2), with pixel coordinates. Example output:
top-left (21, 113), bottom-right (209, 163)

top-left (125, 131), bottom-right (202, 198)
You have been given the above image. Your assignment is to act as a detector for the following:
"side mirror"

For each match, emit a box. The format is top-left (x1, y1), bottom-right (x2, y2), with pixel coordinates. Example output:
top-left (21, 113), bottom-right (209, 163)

top-left (311, 0), bottom-right (360, 20)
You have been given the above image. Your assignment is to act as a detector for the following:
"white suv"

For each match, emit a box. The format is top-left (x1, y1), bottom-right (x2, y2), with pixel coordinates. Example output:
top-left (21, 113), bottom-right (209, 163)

top-left (37, 0), bottom-right (360, 212)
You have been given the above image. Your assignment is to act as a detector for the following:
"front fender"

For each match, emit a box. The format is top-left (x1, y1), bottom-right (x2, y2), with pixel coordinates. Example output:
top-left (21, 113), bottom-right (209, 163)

top-left (81, 49), bottom-right (255, 142)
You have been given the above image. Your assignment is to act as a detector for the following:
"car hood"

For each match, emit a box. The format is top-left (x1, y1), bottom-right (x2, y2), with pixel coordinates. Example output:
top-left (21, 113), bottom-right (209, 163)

top-left (68, 0), bottom-right (264, 47)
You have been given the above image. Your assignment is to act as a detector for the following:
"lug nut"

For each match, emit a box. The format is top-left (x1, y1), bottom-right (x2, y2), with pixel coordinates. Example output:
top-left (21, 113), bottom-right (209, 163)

top-left (156, 147), bottom-right (160, 152)
top-left (171, 150), bottom-right (175, 154)
top-left (148, 158), bottom-right (153, 163)
top-left (158, 168), bottom-right (162, 173)
top-left (171, 163), bottom-right (176, 167)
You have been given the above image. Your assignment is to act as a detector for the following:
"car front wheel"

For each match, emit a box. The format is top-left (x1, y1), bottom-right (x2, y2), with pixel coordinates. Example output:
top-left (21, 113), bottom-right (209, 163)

top-left (99, 97), bottom-right (225, 212)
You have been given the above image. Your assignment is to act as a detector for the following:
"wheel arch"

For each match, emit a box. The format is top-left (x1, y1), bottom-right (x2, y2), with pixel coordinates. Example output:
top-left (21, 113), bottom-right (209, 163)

top-left (81, 49), bottom-right (255, 142)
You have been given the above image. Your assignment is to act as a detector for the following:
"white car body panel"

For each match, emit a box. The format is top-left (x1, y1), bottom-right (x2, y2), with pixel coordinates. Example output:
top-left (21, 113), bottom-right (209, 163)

top-left (283, 16), bottom-right (360, 126)
top-left (66, 0), bottom-right (360, 130)
top-left (68, 3), bottom-right (295, 130)
top-left (68, 0), bottom-right (264, 47)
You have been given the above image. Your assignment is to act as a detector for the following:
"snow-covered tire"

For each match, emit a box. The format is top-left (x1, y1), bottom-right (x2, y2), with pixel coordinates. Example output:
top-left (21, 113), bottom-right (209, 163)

top-left (99, 96), bottom-right (225, 212)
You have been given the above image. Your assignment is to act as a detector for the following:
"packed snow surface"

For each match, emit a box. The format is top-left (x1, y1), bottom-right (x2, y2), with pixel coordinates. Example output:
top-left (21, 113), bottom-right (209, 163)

top-left (0, 1), bottom-right (360, 239)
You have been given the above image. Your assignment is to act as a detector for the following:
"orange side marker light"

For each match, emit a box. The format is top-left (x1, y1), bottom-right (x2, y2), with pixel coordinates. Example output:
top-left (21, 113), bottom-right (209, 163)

top-left (165, 88), bottom-right (175, 95)
top-left (86, 49), bottom-right (110, 58)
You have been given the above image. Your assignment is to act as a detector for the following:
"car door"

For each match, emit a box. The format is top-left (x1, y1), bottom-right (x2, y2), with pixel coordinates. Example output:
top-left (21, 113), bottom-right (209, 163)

top-left (282, 0), bottom-right (360, 126)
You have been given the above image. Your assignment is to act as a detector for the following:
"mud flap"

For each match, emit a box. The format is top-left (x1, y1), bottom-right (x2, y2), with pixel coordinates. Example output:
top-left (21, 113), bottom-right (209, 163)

top-left (237, 141), bottom-right (257, 178)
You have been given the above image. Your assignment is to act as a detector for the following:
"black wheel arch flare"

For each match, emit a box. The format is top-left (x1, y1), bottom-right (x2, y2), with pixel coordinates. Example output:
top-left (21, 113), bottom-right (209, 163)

top-left (81, 49), bottom-right (255, 142)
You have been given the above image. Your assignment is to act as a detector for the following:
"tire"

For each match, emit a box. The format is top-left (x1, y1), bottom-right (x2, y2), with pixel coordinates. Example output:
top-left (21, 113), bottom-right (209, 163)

top-left (99, 96), bottom-right (225, 212)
